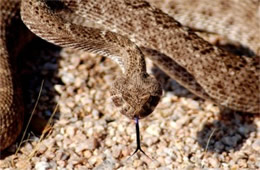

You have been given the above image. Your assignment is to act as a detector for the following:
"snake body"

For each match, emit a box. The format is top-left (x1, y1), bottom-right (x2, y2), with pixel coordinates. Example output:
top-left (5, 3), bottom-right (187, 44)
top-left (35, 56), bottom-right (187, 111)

top-left (0, 0), bottom-right (259, 151)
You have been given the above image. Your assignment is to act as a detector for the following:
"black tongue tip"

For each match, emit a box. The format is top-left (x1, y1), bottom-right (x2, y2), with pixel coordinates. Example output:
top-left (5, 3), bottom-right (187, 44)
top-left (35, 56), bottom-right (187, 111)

top-left (127, 117), bottom-right (152, 160)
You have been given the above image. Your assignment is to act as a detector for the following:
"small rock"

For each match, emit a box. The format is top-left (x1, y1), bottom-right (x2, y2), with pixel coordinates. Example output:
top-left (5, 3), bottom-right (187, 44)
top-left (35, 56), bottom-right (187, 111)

top-left (112, 145), bottom-right (122, 158)
top-left (89, 156), bottom-right (99, 165)
top-left (238, 126), bottom-right (250, 135)
top-left (146, 124), bottom-right (161, 137)
top-left (144, 136), bottom-right (159, 146)
top-left (84, 150), bottom-right (92, 158)
top-left (215, 141), bottom-right (224, 151)
top-left (57, 160), bottom-right (66, 167)
top-left (256, 160), bottom-right (260, 168)
top-left (54, 84), bottom-right (64, 94)
top-left (61, 73), bottom-right (75, 85)
top-left (45, 150), bottom-right (56, 159)
top-left (75, 142), bottom-right (89, 152)
top-left (94, 158), bottom-right (115, 170)
top-left (85, 138), bottom-right (99, 150)
top-left (122, 146), bottom-right (132, 157)
top-left (74, 77), bottom-right (84, 88)
top-left (208, 157), bottom-right (219, 168)
top-left (68, 154), bottom-right (81, 165)
top-left (37, 144), bottom-right (47, 154)
top-left (165, 156), bottom-right (173, 164)
top-left (66, 126), bottom-right (76, 137)
top-left (222, 136), bottom-right (239, 147)
top-left (35, 161), bottom-right (50, 170)
top-left (252, 139), bottom-right (260, 151)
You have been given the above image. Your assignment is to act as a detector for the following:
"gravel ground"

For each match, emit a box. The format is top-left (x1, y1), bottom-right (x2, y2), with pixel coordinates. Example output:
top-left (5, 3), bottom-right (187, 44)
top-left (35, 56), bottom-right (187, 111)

top-left (0, 36), bottom-right (259, 170)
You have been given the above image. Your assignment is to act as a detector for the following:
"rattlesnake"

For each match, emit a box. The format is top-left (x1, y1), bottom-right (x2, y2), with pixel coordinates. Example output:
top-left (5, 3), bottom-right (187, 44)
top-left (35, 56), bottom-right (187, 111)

top-left (0, 0), bottom-right (259, 152)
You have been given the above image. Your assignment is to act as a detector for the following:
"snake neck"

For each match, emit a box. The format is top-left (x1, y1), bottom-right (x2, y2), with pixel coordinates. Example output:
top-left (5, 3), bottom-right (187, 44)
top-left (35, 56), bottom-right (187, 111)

top-left (21, 0), bottom-right (148, 78)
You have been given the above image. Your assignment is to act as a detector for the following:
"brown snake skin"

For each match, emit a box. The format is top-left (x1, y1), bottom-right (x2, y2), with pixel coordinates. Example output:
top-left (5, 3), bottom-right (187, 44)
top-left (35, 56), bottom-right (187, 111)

top-left (0, 0), bottom-right (259, 151)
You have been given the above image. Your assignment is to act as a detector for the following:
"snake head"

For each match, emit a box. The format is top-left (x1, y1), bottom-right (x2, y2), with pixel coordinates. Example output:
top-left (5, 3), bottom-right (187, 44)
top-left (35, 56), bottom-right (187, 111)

top-left (110, 74), bottom-right (162, 119)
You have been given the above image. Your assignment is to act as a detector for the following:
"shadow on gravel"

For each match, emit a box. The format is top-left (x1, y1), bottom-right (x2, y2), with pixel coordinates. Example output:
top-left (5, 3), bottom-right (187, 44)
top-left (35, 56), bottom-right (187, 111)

top-left (149, 42), bottom-right (258, 154)
top-left (0, 38), bottom-right (61, 158)
top-left (153, 64), bottom-right (258, 154)
top-left (197, 110), bottom-right (257, 153)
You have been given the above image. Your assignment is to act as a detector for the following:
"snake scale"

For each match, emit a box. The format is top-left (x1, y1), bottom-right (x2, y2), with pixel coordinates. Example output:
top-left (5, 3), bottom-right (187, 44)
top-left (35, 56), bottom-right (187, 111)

top-left (0, 0), bottom-right (259, 151)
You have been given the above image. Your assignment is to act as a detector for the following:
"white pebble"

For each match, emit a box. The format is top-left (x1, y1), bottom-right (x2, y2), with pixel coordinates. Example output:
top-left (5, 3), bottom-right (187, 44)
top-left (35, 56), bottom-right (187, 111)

top-left (146, 124), bottom-right (161, 137)
top-left (66, 126), bottom-right (76, 137)
top-left (35, 161), bottom-right (50, 170)
top-left (252, 139), bottom-right (260, 151)
top-left (61, 73), bottom-right (75, 85)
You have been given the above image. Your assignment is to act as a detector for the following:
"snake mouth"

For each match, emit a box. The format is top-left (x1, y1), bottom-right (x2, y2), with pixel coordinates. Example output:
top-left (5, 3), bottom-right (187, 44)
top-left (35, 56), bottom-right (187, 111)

top-left (112, 91), bottom-right (161, 119)
top-left (124, 95), bottom-right (161, 118)
top-left (118, 94), bottom-right (161, 119)
top-left (138, 95), bottom-right (161, 118)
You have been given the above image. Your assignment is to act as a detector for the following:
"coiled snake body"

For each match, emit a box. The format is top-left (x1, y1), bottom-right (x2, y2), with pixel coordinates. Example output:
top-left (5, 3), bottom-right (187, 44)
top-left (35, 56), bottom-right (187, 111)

top-left (0, 0), bottom-right (259, 151)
